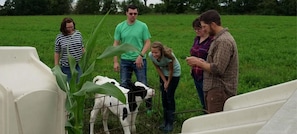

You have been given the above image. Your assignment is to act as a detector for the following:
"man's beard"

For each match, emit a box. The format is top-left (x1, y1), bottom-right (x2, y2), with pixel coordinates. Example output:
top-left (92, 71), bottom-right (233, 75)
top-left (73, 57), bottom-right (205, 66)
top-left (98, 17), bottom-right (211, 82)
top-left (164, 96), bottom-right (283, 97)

top-left (209, 27), bottom-right (215, 36)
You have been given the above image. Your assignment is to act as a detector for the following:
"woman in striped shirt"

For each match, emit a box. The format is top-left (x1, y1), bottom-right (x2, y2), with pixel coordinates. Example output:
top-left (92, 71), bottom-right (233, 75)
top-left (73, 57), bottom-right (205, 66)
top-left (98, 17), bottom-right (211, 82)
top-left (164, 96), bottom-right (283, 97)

top-left (54, 17), bottom-right (84, 82)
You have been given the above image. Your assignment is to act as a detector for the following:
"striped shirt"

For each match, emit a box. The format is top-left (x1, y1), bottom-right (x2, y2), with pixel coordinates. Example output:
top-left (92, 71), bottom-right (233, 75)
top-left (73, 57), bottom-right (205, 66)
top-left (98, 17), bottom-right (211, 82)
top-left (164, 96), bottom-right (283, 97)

top-left (55, 30), bottom-right (84, 67)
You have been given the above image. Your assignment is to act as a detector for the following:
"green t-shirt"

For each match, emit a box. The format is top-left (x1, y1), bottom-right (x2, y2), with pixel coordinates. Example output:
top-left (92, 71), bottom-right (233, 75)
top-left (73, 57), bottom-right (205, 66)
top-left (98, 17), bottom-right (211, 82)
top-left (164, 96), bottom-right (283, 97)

top-left (114, 20), bottom-right (151, 61)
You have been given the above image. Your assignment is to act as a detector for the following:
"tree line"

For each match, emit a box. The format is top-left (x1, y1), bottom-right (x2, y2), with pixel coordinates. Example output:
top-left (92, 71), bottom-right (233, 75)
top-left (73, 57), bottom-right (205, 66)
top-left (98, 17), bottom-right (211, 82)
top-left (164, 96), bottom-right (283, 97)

top-left (0, 0), bottom-right (295, 16)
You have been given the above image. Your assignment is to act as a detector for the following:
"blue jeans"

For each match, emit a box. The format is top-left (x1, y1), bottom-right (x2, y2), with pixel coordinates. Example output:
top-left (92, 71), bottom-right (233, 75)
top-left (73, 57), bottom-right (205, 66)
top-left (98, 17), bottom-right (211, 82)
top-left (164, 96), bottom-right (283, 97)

top-left (193, 77), bottom-right (206, 112)
top-left (120, 59), bottom-right (152, 109)
top-left (61, 64), bottom-right (82, 82)
top-left (160, 76), bottom-right (180, 125)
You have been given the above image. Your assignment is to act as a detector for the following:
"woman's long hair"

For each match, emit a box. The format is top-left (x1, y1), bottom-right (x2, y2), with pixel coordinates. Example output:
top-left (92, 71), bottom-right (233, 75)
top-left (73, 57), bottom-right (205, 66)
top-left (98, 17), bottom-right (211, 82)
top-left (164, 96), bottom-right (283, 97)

top-left (151, 41), bottom-right (175, 61)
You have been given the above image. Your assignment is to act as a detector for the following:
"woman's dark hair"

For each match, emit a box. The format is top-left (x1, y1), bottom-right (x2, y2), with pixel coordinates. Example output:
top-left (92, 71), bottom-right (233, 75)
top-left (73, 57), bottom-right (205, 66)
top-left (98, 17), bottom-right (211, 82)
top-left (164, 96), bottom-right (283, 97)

top-left (60, 17), bottom-right (76, 35)
top-left (199, 10), bottom-right (221, 26)
top-left (151, 41), bottom-right (175, 61)
top-left (192, 17), bottom-right (201, 28)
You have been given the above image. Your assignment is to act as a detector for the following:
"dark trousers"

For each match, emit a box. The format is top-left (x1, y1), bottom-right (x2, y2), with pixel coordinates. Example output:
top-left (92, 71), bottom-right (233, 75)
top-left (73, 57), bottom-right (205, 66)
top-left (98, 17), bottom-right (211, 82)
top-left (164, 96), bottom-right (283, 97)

top-left (160, 76), bottom-right (180, 125)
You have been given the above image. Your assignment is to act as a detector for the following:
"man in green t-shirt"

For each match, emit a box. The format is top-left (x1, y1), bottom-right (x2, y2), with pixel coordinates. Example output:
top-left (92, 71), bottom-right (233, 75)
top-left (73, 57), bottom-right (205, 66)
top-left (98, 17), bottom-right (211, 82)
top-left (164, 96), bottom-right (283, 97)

top-left (112, 5), bottom-right (152, 112)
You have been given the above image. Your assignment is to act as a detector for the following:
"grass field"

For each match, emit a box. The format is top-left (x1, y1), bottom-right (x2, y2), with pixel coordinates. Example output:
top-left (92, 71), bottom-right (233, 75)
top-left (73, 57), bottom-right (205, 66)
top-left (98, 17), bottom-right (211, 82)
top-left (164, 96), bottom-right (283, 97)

top-left (0, 15), bottom-right (296, 133)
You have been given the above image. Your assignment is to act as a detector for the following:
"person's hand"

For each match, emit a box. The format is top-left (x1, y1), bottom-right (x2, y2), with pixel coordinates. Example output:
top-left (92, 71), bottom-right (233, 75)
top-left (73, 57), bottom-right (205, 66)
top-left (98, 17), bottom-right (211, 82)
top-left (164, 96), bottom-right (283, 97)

top-left (164, 81), bottom-right (169, 92)
top-left (186, 56), bottom-right (204, 67)
top-left (135, 56), bottom-right (143, 69)
top-left (113, 62), bottom-right (120, 72)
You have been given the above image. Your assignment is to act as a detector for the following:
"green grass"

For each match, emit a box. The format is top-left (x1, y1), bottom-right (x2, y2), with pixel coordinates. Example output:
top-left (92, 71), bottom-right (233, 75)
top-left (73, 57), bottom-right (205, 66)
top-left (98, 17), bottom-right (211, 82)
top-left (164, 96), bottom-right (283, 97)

top-left (0, 15), bottom-right (296, 133)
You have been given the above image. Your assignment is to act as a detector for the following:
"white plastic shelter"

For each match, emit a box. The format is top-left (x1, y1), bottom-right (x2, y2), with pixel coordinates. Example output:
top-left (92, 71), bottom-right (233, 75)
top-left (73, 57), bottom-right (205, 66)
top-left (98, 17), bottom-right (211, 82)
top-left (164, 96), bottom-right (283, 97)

top-left (0, 46), bottom-right (66, 134)
top-left (181, 79), bottom-right (297, 134)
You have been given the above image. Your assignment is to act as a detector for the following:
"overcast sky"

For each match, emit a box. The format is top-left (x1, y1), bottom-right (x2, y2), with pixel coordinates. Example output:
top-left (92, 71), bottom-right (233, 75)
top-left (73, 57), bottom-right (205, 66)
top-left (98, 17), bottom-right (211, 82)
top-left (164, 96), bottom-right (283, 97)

top-left (0, 0), bottom-right (162, 6)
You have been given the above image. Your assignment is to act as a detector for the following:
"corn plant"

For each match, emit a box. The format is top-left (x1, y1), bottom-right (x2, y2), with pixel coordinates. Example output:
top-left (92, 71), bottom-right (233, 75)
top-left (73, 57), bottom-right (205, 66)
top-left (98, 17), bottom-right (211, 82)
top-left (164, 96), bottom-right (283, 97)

top-left (51, 13), bottom-right (140, 134)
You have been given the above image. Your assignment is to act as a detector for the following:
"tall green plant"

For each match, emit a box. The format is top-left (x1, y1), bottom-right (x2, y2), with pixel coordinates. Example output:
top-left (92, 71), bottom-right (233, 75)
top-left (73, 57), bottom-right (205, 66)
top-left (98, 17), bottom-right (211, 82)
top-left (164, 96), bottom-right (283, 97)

top-left (51, 13), bottom-right (140, 134)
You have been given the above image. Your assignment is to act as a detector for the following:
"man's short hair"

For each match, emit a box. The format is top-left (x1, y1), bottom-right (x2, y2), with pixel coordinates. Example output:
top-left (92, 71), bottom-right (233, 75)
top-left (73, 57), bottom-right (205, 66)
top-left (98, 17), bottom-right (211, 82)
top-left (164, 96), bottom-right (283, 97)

top-left (199, 10), bottom-right (221, 26)
top-left (126, 5), bottom-right (138, 12)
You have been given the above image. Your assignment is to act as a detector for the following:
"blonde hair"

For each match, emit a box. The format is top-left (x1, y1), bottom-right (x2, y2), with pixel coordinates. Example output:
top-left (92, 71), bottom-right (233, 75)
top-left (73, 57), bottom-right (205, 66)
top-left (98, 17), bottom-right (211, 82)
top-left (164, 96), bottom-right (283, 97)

top-left (151, 41), bottom-right (175, 61)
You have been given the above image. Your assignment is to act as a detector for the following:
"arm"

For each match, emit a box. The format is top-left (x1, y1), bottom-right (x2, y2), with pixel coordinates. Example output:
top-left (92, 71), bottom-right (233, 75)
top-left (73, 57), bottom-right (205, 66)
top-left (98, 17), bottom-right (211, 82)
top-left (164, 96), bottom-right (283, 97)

top-left (211, 41), bottom-right (233, 75)
top-left (54, 52), bottom-right (60, 66)
top-left (198, 59), bottom-right (211, 72)
top-left (136, 39), bottom-right (151, 68)
top-left (165, 61), bottom-right (174, 90)
top-left (113, 40), bottom-right (120, 72)
top-left (80, 33), bottom-right (85, 53)
top-left (82, 47), bottom-right (85, 53)
top-left (141, 39), bottom-right (151, 56)
top-left (152, 62), bottom-right (167, 86)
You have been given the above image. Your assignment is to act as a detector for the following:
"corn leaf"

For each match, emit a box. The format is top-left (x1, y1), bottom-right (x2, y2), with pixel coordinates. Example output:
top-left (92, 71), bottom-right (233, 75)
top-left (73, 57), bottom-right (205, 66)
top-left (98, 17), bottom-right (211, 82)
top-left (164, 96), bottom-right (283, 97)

top-left (97, 43), bottom-right (140, 59)
top-left (80, 61), bottom-right (95, 78)
top-left (51, 65), bottom-right (68, 92)
top-left (74, 81), bottom-right (126, 104)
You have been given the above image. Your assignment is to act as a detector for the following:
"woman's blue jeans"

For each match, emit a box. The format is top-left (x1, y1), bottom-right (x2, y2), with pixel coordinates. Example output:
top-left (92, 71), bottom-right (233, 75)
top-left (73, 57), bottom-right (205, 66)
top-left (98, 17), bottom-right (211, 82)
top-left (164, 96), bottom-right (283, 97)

top-left (61, 64), bottom-right (82, 82)
top-left (193, 78), bottom-right (206, 112)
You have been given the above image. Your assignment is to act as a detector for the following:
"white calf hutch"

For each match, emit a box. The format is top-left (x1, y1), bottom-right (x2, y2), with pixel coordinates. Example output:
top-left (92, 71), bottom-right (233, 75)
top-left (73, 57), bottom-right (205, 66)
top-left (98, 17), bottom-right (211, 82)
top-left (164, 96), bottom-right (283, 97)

top-left (0, 47), bottom-right (66, 134)
top-left (181, 79), bottom-right (297, 134)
